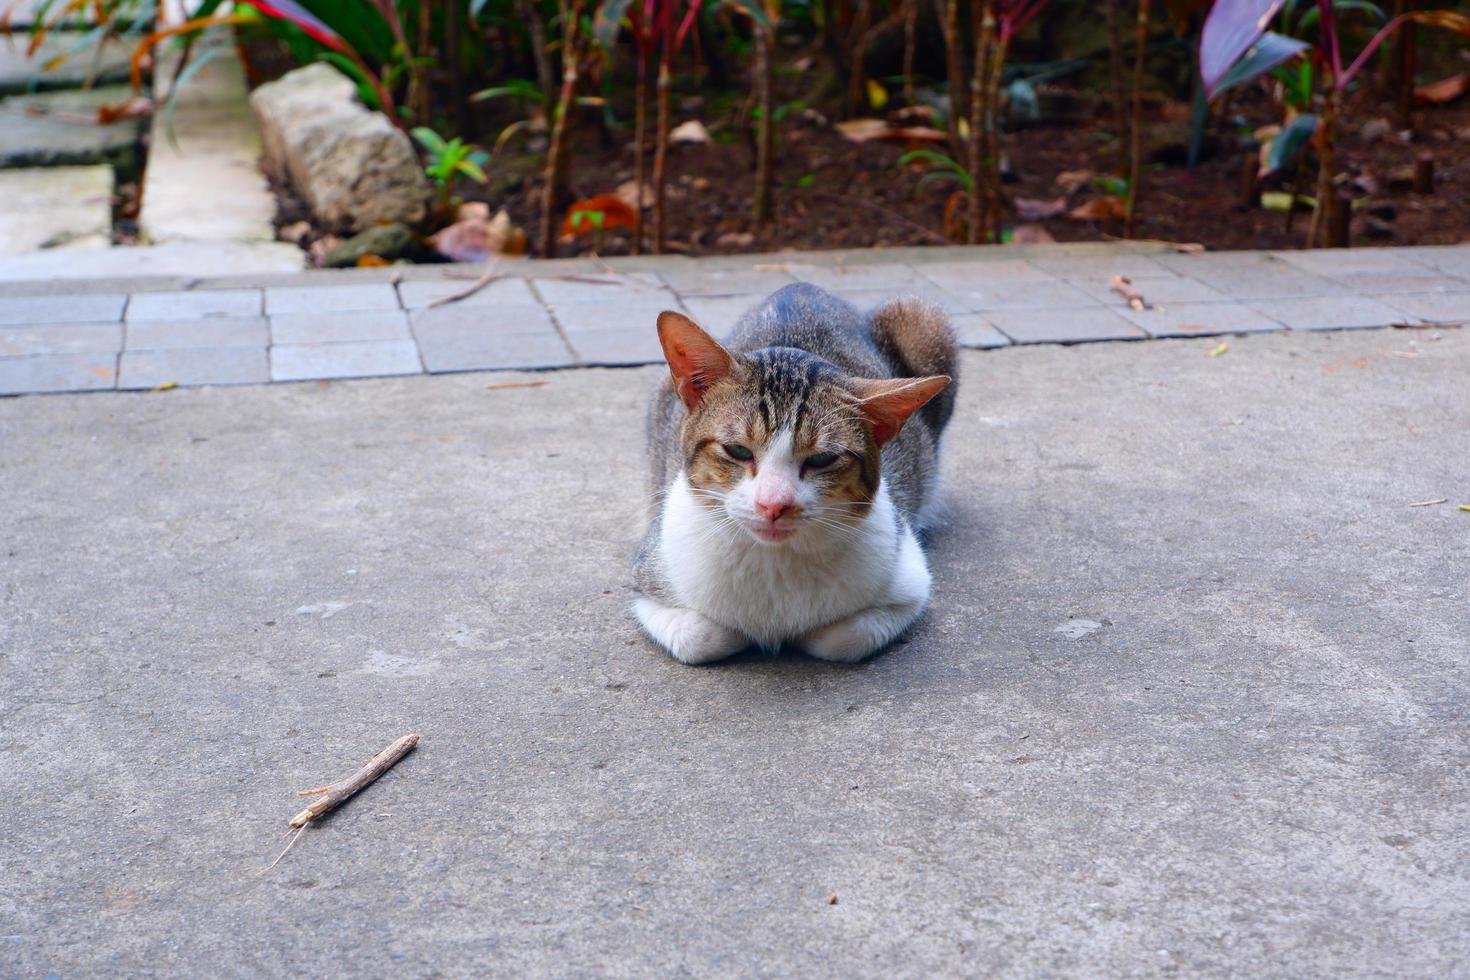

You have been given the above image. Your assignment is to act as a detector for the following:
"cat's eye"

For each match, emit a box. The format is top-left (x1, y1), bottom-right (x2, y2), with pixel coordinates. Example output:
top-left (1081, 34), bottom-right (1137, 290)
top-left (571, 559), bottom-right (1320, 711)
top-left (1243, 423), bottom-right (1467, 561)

top-left (804, 452), bottom-right (840, 469)
top-left (723, 443), bottom-right (755, 462)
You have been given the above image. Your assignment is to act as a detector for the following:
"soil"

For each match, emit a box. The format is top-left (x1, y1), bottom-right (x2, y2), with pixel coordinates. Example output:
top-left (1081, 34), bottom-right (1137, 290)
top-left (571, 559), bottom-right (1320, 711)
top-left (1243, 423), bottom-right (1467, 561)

top-left (249, 35), bottom-right (1470, 262)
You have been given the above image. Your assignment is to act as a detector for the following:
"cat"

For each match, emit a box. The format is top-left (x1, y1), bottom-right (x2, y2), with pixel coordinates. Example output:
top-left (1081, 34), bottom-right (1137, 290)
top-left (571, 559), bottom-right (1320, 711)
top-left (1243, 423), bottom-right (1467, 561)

top-left (632, 282), bottom-right (957, 665)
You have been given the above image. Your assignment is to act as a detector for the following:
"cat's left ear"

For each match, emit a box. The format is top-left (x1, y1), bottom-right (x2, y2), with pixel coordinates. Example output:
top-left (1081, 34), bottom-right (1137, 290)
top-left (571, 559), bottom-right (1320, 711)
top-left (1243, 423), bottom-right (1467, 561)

top-left (850, 375), bottom-right (951, 447)
top-left (657, 311), bottom-right (737, 410)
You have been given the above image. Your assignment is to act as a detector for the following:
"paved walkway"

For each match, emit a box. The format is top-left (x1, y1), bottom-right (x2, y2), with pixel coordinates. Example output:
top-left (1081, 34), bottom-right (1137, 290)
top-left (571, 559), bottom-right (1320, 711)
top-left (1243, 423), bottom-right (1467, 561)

top-left (3, 328), bottom-right (1466, 974)
top-left (1, 242), bottom-right (1466, 395)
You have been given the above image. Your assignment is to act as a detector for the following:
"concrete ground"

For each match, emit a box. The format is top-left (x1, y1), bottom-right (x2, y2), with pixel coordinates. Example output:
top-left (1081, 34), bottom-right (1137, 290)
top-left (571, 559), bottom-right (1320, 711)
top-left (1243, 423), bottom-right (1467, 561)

top-left (2, 326), bottom-right (1467, 977)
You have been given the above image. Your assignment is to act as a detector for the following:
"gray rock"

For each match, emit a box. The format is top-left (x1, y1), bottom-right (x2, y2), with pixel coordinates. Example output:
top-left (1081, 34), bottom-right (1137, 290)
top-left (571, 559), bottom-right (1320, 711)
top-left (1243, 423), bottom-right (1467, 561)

top-left (0, 31), bottom-right (131, 94)
top-left (323, 223), bottom-right (430, 267)
top-left (249, 64), bottom-right (429, 233)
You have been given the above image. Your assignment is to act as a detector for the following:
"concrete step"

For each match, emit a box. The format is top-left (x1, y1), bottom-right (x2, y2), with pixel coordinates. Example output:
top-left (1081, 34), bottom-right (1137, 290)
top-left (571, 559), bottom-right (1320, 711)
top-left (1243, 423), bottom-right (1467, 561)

top-left (0, 165), bottom-right (113, 257)
top-left (0, 85), bottom-right (146, 168)
top-left (0, 30), bottom-right (134, 94)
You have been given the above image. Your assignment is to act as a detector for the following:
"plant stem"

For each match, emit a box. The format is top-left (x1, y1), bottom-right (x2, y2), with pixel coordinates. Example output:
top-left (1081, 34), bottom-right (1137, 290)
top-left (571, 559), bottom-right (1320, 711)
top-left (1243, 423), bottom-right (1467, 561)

top-left (985, 32), bottom-right (1007, 242)
top-left (903, 0), bottom-right (918, 106)
top-left (652, 33), bottom-right (673, 254)
top-left (753, 23), bottom-right (776, 227)
top-left (633, 43), bottom-right (649, 254)
top-left (1308, 87), bottom-right (1340, 248)
top-left (539, 0), bottom-right (581, 257)
top-left (518, 0), bottom-right (556, 111)
top-left (1106, 0), bottom-right (1128, 177)
top-left (967, 0), bottom-right (994, 244)
top-left (1123, 0), bottom-right (1150, 239)
top-left (939, 0), bottom-right (966, 159)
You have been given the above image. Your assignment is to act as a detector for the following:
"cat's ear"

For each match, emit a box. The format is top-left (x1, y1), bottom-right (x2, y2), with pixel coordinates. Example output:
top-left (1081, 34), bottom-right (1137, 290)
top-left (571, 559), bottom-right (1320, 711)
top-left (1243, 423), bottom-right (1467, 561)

top-left (850, 375), bottom-right (951, 447)
top-left (657, 311), bottom-right (737, 410)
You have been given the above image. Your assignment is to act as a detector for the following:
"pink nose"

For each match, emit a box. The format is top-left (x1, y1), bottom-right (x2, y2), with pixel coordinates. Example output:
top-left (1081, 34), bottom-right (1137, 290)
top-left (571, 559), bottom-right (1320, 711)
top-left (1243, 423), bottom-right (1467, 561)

top-left (757, 500), bottom-right (794, 523)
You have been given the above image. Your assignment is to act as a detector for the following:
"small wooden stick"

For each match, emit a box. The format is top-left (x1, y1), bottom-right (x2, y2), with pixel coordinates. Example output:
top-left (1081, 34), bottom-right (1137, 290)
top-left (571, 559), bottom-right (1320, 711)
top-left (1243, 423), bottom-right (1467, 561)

top-left (289, 734), bottom-right (419, 829)
top-left (427, 259), bottom-right (503, 307)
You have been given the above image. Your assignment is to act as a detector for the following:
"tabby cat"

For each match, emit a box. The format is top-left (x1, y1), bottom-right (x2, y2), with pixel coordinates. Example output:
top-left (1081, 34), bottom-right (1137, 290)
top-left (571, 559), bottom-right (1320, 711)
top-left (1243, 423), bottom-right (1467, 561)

top-left (632, 283), bottom-right (957, 665)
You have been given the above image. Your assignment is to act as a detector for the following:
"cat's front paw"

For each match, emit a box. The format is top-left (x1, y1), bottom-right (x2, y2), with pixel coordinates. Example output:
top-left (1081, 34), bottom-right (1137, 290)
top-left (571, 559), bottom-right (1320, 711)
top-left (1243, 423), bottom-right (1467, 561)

top-left (802, 603), bottom-right (923, 664)
top-left (633, 597), bottom-right (749, 665)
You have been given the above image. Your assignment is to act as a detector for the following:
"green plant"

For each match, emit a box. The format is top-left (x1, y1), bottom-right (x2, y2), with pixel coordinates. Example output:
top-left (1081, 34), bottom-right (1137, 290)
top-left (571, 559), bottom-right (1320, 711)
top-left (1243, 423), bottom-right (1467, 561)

top-left (412, 127), bottom-right (490, 213)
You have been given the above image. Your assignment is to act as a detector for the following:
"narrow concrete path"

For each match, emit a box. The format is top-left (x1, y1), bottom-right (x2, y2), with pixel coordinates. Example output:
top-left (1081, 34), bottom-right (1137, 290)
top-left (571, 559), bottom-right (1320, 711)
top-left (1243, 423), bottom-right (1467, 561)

top-left (1, 242), bottom-right (1466, 395)
top-left (3, 328), bottom-right (1466, 975)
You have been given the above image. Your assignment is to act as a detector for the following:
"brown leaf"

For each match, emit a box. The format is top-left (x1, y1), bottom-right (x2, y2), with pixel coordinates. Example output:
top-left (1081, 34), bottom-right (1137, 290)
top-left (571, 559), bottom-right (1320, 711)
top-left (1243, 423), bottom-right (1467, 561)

top-left (432, 209), bottom-right (527, 262)
top-left (1066, 196), bottom-right (1126, 222)
top-left (560, 194), bottom-right (638, 238)
top-left (1054, 169), bottom-right (1095, 194)
top-left (1415, 72), bottom-right (1470, 105)
top-left (835, 118), bottom-right (946, 143)
top-left (1014, 196), bottom-right (1067, 221)
top-left (1010, 223), bottom-right (1057, 244)
top-left (356, 254), bottom-right (391, 267)
top-left (97, 96), bottom-right (153, 125)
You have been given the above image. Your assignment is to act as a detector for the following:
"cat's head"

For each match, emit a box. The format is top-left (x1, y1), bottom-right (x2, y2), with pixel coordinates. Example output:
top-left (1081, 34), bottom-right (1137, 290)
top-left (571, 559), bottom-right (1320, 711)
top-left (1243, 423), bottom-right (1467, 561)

top-left (657, 310), bottom-right (949, 546)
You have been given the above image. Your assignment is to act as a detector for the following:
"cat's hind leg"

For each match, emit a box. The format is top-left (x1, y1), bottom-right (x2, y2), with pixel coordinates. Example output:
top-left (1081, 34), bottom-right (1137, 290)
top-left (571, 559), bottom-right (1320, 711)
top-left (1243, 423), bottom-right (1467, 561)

top-left (633, 596), bottom-right (749, 665)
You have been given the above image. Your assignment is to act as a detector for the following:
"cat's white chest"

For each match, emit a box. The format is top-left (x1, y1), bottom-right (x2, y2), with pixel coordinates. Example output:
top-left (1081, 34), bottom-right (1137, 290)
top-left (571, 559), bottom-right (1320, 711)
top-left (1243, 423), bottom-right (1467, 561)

top-left (656, 474), bottom-right (922, 647)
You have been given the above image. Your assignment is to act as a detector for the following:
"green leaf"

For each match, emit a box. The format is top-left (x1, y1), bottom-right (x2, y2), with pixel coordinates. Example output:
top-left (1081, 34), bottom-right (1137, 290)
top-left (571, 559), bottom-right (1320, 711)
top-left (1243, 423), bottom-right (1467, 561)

top-left (412, 127), bottom-right (448, 154)
top-left (1263, 112), bottom-right (1318, 174)
top-left (1210, 32), bottom-right (1311, 101)
top-left (797, 173), bottom-right (816, 188)
top-left (458, 159), bottom-right (489, 183)
top-left (1298, 0), bottom-right (1386, 33)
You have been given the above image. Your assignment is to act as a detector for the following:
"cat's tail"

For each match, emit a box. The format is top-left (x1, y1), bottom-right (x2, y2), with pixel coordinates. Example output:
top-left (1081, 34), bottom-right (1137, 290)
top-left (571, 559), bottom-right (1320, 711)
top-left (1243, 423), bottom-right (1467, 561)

top-left (869, 297), bottom-right (958, 436)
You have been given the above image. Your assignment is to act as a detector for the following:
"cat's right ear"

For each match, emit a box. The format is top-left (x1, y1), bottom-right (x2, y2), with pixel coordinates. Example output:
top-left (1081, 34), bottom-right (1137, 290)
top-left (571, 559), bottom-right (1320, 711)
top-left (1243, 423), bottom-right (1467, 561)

top-left (657, 311), bottom-right (736, 410)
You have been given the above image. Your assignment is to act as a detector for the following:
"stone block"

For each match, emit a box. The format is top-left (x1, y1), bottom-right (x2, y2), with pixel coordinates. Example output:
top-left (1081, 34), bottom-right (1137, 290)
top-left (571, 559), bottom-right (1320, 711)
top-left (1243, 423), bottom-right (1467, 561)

top-left (0, 292), bottom-right (125, 326)
top-left (265, 283), bottom-right (400, 315)
top-left (118, 348), bottom-right (269, 389)
top-left (0, 352), bottom-right (116, 394)
top-left (1373, 292), bottom-right (1469, 324)
top-left (249, 64), bottom-right (429, 232)
top-left (1248, 295), bottom-right (1405, 330)
top-left (126, 317), bottom-right (269, 350)
top-left (987, 308), bottom-right (1146, 344)
top-left (270, 340), bottom-right (422, 382)
top-left (397, 277), bottom-right (540, 310)
top-left (950, 314), bottom-right (1010, 349)
top-left (0, 166), bottom-right (113, 257)
top-left (0, 87), bottom-right (145, 168)
top-left (0, 323), bottom-right (120, 357)
top-left (1118, 302), bottom-right (1284, 338)
top-left (125, 290), bottom-right (263, 320)
top-left (270, 310), bottom-right (413, 346)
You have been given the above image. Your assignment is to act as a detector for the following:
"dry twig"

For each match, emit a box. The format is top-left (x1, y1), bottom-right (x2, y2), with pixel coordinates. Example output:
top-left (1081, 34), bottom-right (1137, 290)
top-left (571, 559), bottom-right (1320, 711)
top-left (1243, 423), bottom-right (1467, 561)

top-left (1408, 498), bottom-right (1447, 507)
top-left (1109, 275), bottom-right (1153, 311)
top-left (258, 734), bottom-right (420, 875)
top-left (428, 259), bottom-right (503, 307)
top-left (485, 380), bottom-right (551, 390)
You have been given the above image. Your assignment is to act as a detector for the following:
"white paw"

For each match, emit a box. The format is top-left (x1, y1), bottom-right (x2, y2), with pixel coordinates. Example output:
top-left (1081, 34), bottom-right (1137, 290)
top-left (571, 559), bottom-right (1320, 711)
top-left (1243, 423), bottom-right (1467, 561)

top-left (634, 598), bottom-right (748, 665)
top-left (802, 618), bottom-right (882, 663)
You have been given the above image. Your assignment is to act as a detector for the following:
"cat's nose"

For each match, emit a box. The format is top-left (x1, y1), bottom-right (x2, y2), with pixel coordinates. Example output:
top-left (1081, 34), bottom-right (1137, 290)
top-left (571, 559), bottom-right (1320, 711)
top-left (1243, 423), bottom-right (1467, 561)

top-left (757, 500), bottom-right (795, 523)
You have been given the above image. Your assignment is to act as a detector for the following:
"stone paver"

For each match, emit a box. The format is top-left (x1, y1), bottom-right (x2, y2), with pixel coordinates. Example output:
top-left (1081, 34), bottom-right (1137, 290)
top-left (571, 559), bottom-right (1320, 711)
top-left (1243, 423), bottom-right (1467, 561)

top-left (397, 276), bottom-right (540, 310)
top-left (412, 303), bottom-right (574, 373)
top-left (1374, 292), bottom-right (1469, 323)
top-left (1249, 295), bottom-right (1412, 330)
top-left (0, 243), bottom-right (1466, 394)
top-left (266, 283), bottom-right (400, 315)
top-left (271, 340), bottom-right (422, 382)
top-left (0, 323), bottom-right (121, 357)
top-left (0, 352), bottom-right (115, 394)
top-left (986, 307), bottom-right (1146, 344)
top-left (125, 289), bottom-right (264, 320)
top-left (0, 292), bottom-right (125, 326)
top-left (0, 165), bottom-right (113, 257)
top-left (270, 310), bottom-right (413, 345)
top-left (950, 314), bottom-right (1010, 348)
top-left (1118, 301), bottom-right (1285, 337)
top-left (118, 347), bottom-right (269, 389)
top-left (126, 316), bottom-right (269, 350)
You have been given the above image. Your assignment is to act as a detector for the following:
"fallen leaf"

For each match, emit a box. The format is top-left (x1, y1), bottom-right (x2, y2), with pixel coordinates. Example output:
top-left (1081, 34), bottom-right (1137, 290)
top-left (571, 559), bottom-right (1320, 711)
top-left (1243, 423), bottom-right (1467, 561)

top-left (433, 210), bottom-right (527, 261)
top-left (149, 380), bottom-right (177, 392)
top-left (560, 195), bottom-right (638, 238)
top-left (1208, 343), bottom-right (1229, 357)
top-left (716, 231), bottom-right (755, 248)
top-left (1415, 72), bottom-right (1470, 105)
top-left (97, 96), bottom-right (153, 125)
top-left (866, 78), bottom-right (888, 110)
top-left (356, 254), bottom-right (390, 267)
top-left (835, 118), bottom-right (946, 143)
top-left (1010, 223), bottom-right (1056, 244)
top-left (1054, 169), bottom-right (1094, 193)
top-left (1066, 196), bottom-right (1125, 221)
top-left (90, 366), bottom-right (113, 378)
top-left (669, 119), bottom-right (711, 144)
top-left (614, 179), bottom-right (654, 209)
top-left (825, 894), bottom-right (839, 905)
top-left (1459, 504), bottom-right (1470, 512)
top-left (1014, 196), bottom-right (1067, 220)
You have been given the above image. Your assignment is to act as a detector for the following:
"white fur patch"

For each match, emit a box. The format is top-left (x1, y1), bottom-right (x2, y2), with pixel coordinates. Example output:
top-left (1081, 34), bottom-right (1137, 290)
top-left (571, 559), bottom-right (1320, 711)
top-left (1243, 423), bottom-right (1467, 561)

top-left (648, 469), bottom-right (932, 659)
